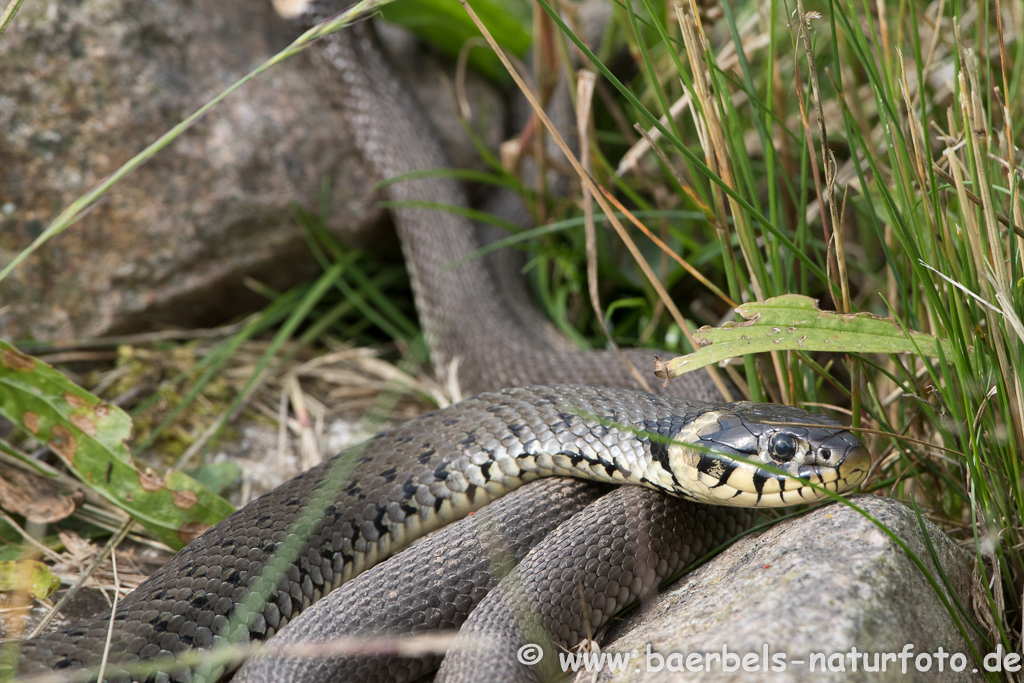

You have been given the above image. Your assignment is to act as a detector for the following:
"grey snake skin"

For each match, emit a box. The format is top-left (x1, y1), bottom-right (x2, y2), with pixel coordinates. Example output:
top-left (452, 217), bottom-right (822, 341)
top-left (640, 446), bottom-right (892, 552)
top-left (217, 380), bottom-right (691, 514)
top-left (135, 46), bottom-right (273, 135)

top-left (231, 478), bottom-right (617, 683)
top-left (235, 482), bottom-right (752, 683)
top-left (7, 6), bottom-right (870, 683)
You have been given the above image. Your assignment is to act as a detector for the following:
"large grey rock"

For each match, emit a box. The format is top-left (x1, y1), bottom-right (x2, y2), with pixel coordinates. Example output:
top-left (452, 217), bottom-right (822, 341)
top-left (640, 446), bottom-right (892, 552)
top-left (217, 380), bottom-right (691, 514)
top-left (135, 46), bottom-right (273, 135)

top-left (0, 1), bottom-right (503, 342)
top-left (597, 495), bottom-right (986, 682)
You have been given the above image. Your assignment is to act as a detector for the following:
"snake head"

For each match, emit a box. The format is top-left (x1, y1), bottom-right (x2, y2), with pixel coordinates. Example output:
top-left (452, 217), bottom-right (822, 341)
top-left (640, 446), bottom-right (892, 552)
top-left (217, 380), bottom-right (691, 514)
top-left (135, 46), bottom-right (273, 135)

top-left (666, 402), bottom-right (870, 507)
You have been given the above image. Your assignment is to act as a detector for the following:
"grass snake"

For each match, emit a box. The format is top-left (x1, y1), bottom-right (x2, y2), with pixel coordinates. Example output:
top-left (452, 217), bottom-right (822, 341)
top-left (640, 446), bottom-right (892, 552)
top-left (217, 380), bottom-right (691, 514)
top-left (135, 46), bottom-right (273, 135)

top-left (8, 6), bottom-right (870, 682)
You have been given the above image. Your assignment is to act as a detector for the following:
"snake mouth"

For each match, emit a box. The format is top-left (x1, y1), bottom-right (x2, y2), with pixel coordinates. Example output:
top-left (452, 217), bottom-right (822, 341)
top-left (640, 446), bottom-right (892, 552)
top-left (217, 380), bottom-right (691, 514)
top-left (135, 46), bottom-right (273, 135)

top-left (670, 442), bottom-right (870, 507)
top-left (665, 405), bottom-right (871, 508)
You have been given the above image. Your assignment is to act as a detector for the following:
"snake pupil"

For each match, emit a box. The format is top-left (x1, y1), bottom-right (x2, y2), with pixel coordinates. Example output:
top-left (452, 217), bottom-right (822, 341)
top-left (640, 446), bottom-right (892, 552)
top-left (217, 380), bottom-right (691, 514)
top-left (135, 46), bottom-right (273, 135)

top-left (770, 433), bottom-right (796, 461)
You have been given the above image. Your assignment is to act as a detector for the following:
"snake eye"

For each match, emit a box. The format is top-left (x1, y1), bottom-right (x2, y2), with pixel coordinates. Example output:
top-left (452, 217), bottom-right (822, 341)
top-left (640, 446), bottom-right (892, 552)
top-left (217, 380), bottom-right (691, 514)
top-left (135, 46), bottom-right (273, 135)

top-left (769, 433), bottom-right (796, 461)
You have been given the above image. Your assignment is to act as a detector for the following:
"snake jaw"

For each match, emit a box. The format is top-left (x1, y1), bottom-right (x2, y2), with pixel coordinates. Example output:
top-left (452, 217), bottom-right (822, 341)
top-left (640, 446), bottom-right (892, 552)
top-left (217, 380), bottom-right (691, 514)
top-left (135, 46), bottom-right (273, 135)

top-left (666, 404), bottom-right (870, 507)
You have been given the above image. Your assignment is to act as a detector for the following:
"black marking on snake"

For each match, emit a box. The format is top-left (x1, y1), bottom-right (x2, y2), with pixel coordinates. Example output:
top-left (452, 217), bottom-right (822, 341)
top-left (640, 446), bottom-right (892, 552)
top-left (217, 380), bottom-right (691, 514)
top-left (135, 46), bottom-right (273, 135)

top-left (600, 461), bottom-right (622, 480)
top-left (443, 418), bottom-right (459, 426)
top-left (648, 439), bottom-right (670, 471)
top-left (558, 450), bottom-right (587, 467)
top-left (696, 453), bottom-right (735, 487)
top-left (692, 451), bottom-right (713, 474)
top-left (509, 423), bottom-right (527, 437)
top-left (379, 467), bottom-right (398, 484)
top-left (458, 433), bottom-right (476, 447)
top-left (373, 505), bottom-right (388, 532)
top-left (402, 476), bottom-right (419, 500)
top-left (642, 416), bottom-right (688, 461)
top-left (417, 449), bottom-right (436, 464)
top-left (633, 417), bottom-right (689, 490)
top-left (433, 496), bottom-right (445, 513)
top-left (752, 470), bottom-right (769, 497)
top-left (475, 447), bottom-right (499, 478)
top-left (433, 464), bottom-right (449, 481)
top-left (400, 501), bottom-right (418, 517)
top-left (193, 593), bottom-right (216, 610)
top-left (714, 462), bottom-right (738, 488)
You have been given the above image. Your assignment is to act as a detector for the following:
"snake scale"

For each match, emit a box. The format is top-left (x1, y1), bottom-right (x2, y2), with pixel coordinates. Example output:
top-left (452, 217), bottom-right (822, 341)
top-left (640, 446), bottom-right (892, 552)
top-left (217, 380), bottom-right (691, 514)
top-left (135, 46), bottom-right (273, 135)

top-left (8, 4), bottom-right (870, 682)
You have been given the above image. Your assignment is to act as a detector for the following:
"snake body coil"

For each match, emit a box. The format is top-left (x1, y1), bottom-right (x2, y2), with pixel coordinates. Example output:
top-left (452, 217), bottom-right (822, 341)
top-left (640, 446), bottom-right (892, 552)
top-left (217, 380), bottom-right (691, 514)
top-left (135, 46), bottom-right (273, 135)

top-left (14, 386), bottom-right (867, 681)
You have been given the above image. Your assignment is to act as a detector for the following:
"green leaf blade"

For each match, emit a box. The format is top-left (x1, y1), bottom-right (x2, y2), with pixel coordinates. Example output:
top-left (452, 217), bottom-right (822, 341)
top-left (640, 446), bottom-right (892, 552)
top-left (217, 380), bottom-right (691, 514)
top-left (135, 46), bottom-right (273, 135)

top-left (666, 295), bottom-right (953, 376)
top-left (0, 341), bottom-right (234, 550)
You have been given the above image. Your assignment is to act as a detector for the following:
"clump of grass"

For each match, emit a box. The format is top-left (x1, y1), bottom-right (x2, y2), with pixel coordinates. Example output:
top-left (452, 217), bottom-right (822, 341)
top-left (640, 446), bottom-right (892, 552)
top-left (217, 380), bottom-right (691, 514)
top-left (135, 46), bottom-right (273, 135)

top-left (497, 0), bottom-right (1022, 663)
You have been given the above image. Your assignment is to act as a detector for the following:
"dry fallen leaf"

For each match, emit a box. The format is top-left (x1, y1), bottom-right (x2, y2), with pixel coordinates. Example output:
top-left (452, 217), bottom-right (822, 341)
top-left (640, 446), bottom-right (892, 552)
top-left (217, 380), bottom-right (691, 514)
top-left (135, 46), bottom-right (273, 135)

top-left (0, 468), bottom-right (83, 524)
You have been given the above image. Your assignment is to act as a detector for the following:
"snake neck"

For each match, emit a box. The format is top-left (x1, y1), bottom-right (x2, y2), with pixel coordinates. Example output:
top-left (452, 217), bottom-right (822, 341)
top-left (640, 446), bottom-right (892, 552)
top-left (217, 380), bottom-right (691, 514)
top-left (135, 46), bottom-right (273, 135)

top-left (314, 22), bottom-right (541, 390)
top-left (306, 11), bottom-right (728, 402)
